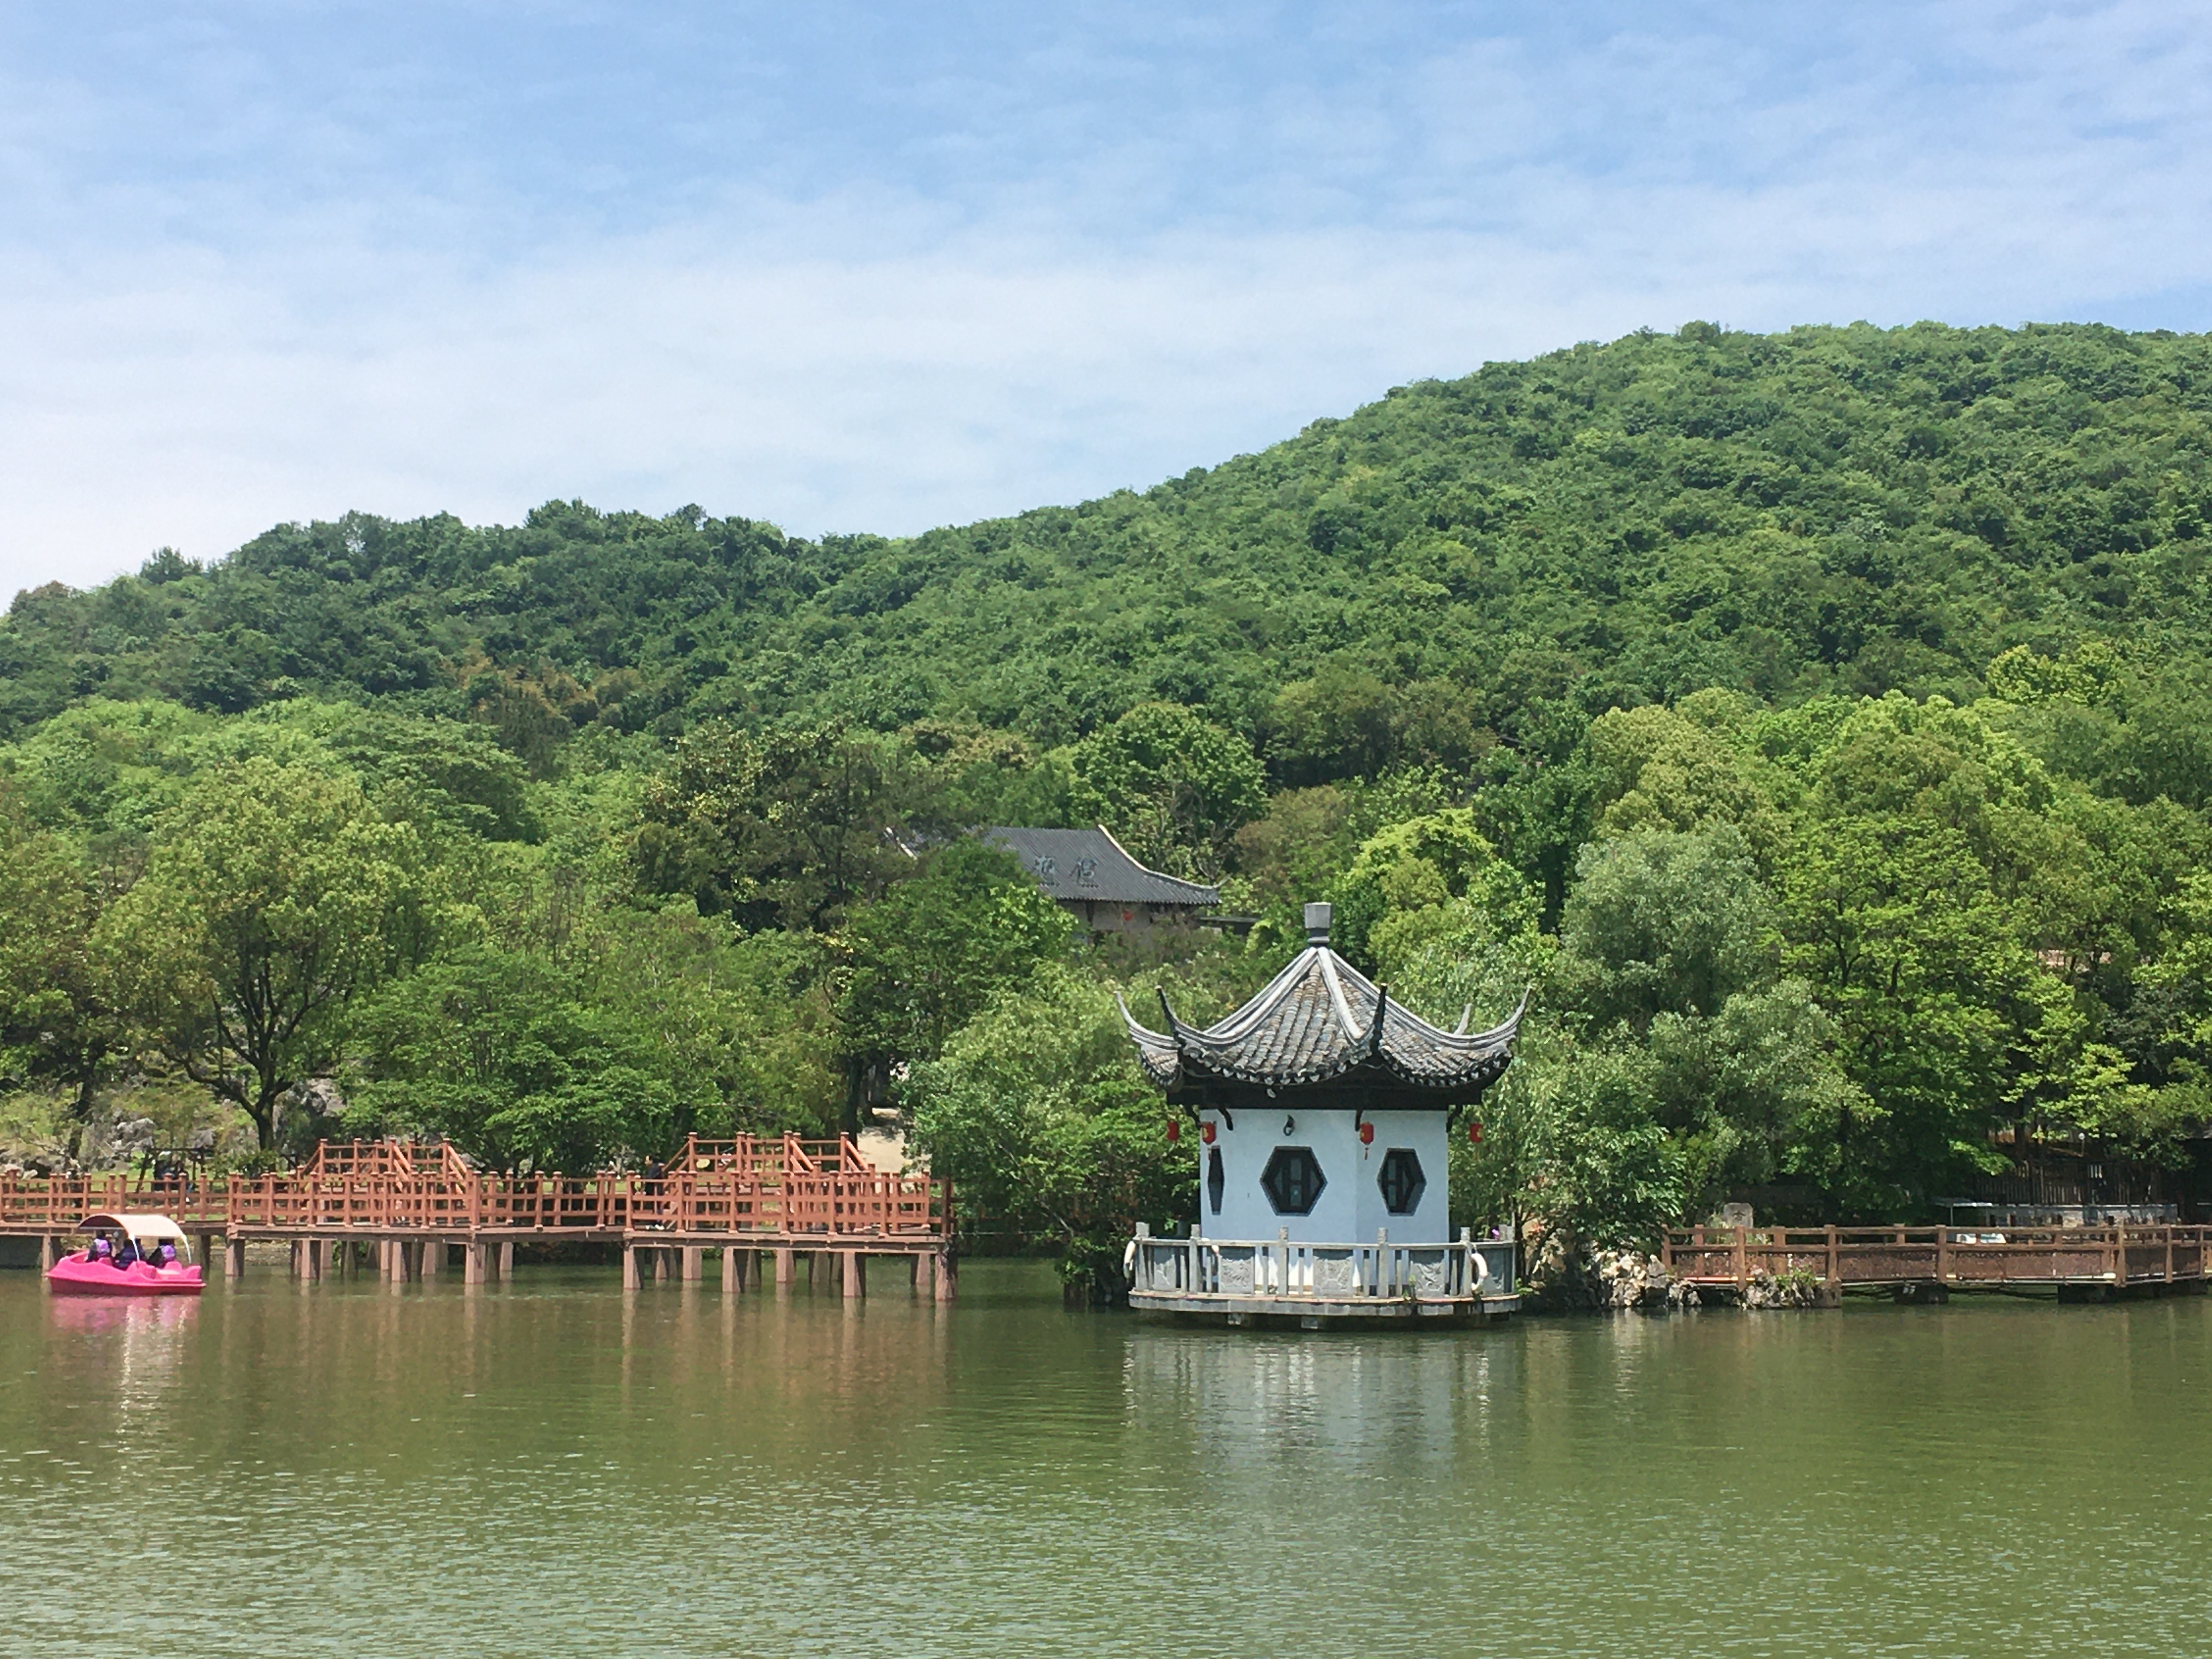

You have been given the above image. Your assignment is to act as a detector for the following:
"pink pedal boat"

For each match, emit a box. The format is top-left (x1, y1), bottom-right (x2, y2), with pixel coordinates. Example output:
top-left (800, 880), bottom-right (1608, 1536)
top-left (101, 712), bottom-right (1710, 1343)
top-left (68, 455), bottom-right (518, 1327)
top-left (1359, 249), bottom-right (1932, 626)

top-left (47, 1212), bottom-right (206, 1296)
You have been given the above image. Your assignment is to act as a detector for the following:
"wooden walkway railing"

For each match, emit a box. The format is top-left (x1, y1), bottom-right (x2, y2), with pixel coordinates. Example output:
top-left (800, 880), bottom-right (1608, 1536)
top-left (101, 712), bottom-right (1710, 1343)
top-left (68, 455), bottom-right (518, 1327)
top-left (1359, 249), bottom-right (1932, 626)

top-left (1663, 1224), bottom-right (2212, 1292)
top-left (0, 1134), bottom-right (951, 1240)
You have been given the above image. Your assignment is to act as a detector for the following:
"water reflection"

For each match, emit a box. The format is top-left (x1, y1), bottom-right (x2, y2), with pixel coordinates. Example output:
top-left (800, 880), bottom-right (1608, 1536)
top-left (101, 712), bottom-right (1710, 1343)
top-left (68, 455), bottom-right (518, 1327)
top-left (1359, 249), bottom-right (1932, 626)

top-left (1126, 1326), bottom-right (1519, 1473)
top-left (8, 1269), bottom-right (2212, 1657)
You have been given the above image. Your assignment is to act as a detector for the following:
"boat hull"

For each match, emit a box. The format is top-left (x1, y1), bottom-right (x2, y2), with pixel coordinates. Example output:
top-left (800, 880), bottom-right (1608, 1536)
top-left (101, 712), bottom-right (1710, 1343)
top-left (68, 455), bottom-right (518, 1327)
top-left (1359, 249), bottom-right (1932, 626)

top-left (46, 1256), bottom-right (206, 1296)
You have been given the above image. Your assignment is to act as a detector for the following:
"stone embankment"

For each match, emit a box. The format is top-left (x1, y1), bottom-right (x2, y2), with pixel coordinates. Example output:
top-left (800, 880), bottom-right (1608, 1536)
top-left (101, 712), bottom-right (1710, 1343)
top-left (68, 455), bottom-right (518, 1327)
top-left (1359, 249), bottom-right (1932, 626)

top-left (1525, 1242), bottom-right (1826, 1311)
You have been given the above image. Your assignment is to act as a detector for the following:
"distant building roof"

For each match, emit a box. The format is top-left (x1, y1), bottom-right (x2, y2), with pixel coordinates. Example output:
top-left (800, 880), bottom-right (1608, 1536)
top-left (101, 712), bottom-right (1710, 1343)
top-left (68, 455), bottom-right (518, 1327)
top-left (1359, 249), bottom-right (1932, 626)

top-left (983, 826), bottom-right (1220, 908)
top-left (1118, 902), bottom-right (1524, 1107)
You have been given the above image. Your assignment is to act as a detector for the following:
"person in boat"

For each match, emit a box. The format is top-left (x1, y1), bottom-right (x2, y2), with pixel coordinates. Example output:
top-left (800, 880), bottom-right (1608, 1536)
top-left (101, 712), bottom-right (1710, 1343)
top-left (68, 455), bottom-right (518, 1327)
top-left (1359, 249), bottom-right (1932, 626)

top-left (89, 1233), bottom-right (113, 1265)
top-left (112, 1236), bottom-right (139, 1269)
top-left (156, 1240), bottom-right (181, 1269)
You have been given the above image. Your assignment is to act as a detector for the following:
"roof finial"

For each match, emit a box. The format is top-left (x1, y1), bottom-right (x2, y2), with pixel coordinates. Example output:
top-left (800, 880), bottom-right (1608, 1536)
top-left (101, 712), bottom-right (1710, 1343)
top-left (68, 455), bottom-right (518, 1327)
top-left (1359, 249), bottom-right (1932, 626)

top-left (1304, 902), bottom-right (1332, 946)
top-left (1156, 988), bottom-right (1182, 1037)
top-left (1371, 983), bottom-right (1389, 1056)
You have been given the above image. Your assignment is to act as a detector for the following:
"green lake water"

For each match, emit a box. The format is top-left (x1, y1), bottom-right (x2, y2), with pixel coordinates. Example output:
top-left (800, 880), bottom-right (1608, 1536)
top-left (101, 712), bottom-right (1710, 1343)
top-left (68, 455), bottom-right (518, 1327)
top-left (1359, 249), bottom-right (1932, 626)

top-left (3, 1261), bottom-right (2209, 1658)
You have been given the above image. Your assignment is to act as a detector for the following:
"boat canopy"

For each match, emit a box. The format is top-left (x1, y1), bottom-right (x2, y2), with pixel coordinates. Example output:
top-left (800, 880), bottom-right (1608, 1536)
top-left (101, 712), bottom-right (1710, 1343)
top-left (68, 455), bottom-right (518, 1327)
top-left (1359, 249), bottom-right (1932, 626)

top-left (75, 1212), bottom-right (191, 1245)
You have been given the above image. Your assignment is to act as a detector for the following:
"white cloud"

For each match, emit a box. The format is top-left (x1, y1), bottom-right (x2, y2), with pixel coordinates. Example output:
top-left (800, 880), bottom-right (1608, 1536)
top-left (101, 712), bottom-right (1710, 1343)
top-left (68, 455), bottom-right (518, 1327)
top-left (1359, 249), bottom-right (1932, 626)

top-left (3, 1), bottom-right (2211, 595)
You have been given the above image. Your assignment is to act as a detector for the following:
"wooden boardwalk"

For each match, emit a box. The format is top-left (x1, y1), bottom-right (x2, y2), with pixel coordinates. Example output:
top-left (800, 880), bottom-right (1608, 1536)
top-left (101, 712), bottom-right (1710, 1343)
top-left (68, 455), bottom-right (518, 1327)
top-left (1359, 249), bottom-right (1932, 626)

top-left (0, 1135), bottom-right (956, 1300)
top-left (1663, 1223), bottom-right (2212, 1300)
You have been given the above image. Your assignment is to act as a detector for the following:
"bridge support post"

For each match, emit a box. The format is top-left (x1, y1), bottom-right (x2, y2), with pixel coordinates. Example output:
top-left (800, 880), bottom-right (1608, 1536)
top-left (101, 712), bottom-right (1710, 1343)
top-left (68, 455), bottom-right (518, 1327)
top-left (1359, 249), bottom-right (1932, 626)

top-left (843, 1252), bottom-right (865, 1300)
top-left (422, 1239), bottom-right (442, 1279)
top-left (651, 1248), bottom-right (669, 1283)
top-left (933, 1248), bottom-right (956, 1303)
top-left (621, 1244), bottom-right (640, 1290)
top-left (497, 1240), bottom-right (514, 1281)
top-left (721, 1246), bottom-right (743, 1293)
top-left (914, 1250), bottom-right (935, 1299)
top-left (681, 1245), bottom-right (704, 1282)
top-left (306, 1238), bottom-right (325, 1281)
top-left (289, 1240), bottom-right (304, 1279)
top-left (225, 1238), bottom-right (245, 1279)
top-left (774, 1248), bottom-right (794, 1287)
top-left (465, 1242), bottom-right (486, 1285)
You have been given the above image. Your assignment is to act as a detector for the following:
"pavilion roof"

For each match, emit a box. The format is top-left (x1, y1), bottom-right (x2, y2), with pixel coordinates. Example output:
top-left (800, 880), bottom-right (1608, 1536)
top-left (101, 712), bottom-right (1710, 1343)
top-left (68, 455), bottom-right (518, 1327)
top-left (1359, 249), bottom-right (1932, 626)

top-left (985, 825), bottom-right (1220, 907)
top-left (1117, 906), bottom-right (1524, 1098)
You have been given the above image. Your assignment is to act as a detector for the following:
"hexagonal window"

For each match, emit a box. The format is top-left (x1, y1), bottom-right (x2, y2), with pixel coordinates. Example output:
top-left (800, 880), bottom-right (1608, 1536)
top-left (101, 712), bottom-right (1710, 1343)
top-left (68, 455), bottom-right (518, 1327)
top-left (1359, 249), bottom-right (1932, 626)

top-left (1377, 1148), bottom-right (1426, 1215)
top-left (1260, 1147), bottom-right (1327, 1216)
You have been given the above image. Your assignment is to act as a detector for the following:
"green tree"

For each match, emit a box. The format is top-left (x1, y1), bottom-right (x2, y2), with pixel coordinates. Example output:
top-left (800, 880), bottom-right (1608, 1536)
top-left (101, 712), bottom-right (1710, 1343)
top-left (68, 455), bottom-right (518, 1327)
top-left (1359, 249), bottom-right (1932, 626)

top-left (1069, 702), bottom-right (1266, 881)
top-left (636, 721), bottom-right (919, 930)
top-left (1555, 827), bottom-right (1779, 1034)
top-left (836, 840), bottom-right (1073, 1127)
top-left (100, 759), bottom-right (432, 1148)
top-left (0, 789), bottom-right (127, 1138)
top-left (903, 962), bottom-right (1192, 1299)
top-left (1329, 808), bottom-right (1537, 974)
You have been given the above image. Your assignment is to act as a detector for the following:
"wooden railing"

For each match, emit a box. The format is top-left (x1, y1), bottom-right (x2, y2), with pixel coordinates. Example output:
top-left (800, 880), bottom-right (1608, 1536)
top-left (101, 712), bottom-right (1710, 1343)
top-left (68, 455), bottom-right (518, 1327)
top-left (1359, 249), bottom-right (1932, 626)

top-left (1662, 1224), bottom-right (2212, 1289)
top-left (0, 1135), bottom-right (950, 1239)
top-left (1126, 1229), bottom-right (1516, 1304)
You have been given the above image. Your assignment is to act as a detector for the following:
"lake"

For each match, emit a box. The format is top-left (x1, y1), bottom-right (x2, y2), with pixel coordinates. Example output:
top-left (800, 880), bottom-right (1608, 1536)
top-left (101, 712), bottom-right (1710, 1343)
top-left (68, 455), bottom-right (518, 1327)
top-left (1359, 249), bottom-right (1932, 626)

top-left (2, 1261), bottom-right (2207, 1657)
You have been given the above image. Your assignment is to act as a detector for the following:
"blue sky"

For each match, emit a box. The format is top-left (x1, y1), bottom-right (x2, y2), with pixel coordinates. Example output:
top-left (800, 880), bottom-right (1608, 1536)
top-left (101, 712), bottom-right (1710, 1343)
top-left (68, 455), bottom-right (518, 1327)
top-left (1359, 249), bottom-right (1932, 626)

top-left (4, 2), bottom-right (2210, 591)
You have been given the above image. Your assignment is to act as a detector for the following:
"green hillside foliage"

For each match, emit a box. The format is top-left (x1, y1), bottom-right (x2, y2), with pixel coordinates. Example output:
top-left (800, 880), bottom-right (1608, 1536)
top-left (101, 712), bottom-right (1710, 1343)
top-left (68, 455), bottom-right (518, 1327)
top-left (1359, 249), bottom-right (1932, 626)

top-left (9, 320), bottom-right (2212, 1281)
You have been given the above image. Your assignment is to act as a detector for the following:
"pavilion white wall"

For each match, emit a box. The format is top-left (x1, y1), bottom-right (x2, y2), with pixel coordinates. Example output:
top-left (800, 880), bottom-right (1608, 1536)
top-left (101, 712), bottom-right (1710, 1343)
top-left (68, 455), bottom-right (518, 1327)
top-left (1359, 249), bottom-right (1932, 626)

top-left (1195, 1107), bottom-right (1451, 1246)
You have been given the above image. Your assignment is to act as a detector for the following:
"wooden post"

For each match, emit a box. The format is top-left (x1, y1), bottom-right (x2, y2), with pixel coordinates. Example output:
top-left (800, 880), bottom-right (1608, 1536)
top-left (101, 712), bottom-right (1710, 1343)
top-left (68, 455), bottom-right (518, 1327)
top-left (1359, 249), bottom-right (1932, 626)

top-left (914, 1249), bottom-right (935, 1298)
top-left (2165, 1229), bottom-right (2175, 1284)
top-left (466, 1242), bottom-right (487, 1285)
top-left (226, 1238), bottom-right (246, 1279)
top-left (422, 1238), bottom-right (442, 1279)
top-left (722, 1246), bottom-right (741, 1293)
top-left (622, 1244), bottom-right (640, 1291)
top-left (933, 1248), bottom-right (956, 1302)
top-left (1936, 1227), bottom-right (1950, 1289)
top-left (1825, 1224), bottom-right (1839, 1291)
top-left (843, 1252), bottom-right (865, 1299)
top-left (1733, 1228), bottom-right (1748, 1295)
top-left (774, 1247), bottom-right (795, 1286)
top-left (498, 1240), bottom-right (515, 1281)
top-left (290, 1240), bottom-right (304, 1279)
top-left (652, 1248), bottom-right (669, 1283)
top-left (681, 1245), bottom-right (704, 1282)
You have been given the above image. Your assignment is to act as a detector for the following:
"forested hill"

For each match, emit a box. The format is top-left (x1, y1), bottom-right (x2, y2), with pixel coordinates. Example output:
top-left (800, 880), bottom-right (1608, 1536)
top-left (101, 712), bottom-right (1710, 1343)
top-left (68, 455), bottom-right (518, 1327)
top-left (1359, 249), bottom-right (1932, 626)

top-left (8, 319), bottom-right (2212, 753)
top-left (13, 319), bottom-right (2212, 1268)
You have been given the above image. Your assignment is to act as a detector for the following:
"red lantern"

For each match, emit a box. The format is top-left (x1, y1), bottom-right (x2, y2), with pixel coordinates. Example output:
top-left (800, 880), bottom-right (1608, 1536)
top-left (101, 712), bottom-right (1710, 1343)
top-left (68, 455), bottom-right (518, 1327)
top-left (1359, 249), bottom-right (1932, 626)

top-left (1358, 1121), bottom-right (1375, 1146)
top-left (1165, 1119), bottom-right (1180, 1143)
top-left (1200, 1121), bottom-right (1217, 1145)
top-left (1468, 1120), bottom-right (1484, 1146)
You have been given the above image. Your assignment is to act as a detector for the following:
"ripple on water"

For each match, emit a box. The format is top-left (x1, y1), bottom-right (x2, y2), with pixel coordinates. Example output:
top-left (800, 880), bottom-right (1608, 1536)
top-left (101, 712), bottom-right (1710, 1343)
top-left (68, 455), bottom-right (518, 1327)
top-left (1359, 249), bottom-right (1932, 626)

top-left (2, 1270), bottom-right (2209, 1657)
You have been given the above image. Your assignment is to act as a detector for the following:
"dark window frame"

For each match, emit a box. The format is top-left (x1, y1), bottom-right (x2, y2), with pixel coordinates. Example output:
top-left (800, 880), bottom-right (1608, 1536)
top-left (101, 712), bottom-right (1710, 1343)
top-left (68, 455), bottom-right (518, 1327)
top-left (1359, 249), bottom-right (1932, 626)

top-left (1260, 1147), bottom-right (1327, 1216)
top-left (1377, 1147), bottom-right (1426, 1215)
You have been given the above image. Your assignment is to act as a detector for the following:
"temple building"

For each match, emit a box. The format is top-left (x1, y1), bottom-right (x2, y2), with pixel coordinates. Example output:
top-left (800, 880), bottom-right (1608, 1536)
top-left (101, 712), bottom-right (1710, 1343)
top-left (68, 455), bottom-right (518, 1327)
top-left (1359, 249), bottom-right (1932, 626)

top-left (985, 825), bottom-right (1219, 933)
top-left (1119, 902), bottom-right (1525, 1325)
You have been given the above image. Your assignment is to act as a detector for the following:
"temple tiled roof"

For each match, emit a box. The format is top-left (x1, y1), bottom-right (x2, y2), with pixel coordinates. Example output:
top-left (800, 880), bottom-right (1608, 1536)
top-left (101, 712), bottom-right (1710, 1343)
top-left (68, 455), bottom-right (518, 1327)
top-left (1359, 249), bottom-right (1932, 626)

top-left (1118, 904), bottom-right (1523, 1097)
top-left (984, 826), bottom-right (1220, 908)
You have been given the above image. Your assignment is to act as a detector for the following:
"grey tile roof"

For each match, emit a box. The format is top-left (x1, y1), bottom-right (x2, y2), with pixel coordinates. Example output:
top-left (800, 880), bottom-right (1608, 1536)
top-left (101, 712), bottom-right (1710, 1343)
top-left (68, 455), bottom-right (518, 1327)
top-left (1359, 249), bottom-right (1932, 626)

top-left (984, 826), bottom-right (1220, 907)
top-left (1118, 944), bottom-right (1523, 1094)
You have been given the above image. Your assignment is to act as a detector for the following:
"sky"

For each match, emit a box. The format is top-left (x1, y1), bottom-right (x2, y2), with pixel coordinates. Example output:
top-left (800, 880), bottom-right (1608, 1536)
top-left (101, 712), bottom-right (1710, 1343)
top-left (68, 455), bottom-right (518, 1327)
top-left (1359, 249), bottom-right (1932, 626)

top-left (4, 1), bottom-right (2211, 594)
